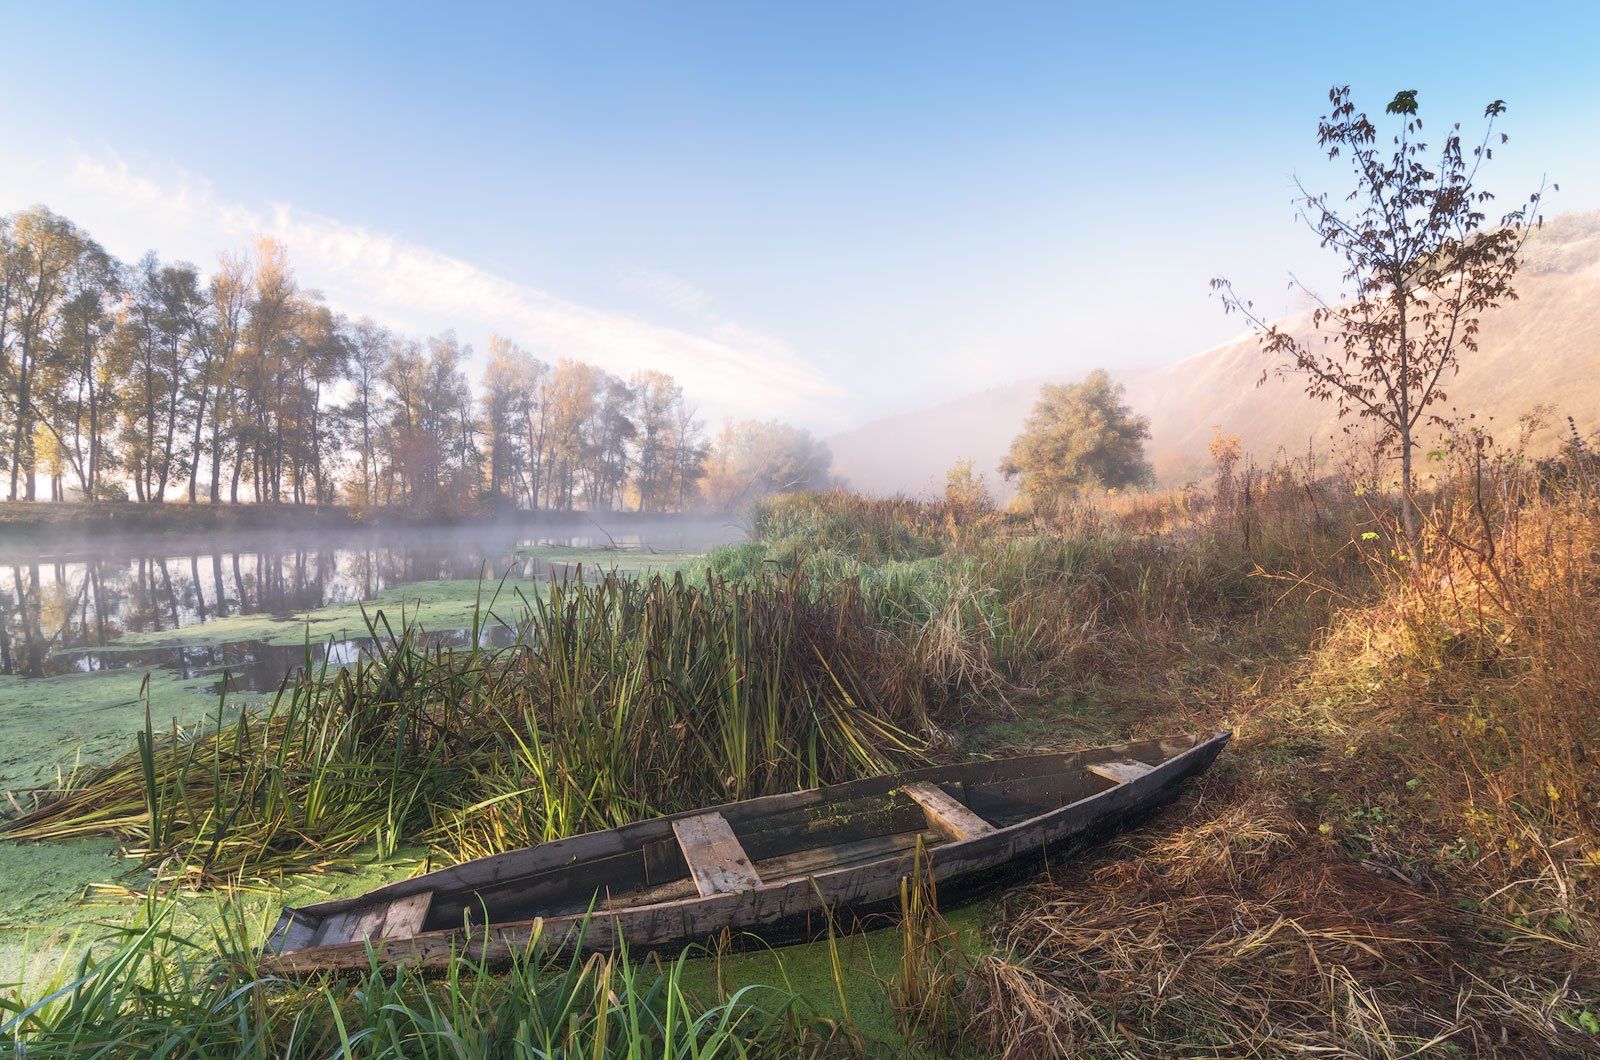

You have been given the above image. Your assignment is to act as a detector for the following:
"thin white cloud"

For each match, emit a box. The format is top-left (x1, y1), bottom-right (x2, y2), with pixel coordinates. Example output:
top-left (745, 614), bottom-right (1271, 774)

top-left (621, 268), bottom-right (719, 318)
top-left (54, 154), bottom-right (841, 424)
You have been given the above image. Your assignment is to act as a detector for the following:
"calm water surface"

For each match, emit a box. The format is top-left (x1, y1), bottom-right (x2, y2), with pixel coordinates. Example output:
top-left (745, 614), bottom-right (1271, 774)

top-left (0, 520), bottom-right (738, 694)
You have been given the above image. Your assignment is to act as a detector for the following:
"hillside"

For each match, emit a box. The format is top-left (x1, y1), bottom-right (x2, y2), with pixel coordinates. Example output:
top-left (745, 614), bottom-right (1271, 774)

top-left (830, 211), bottom-right (1600, 493)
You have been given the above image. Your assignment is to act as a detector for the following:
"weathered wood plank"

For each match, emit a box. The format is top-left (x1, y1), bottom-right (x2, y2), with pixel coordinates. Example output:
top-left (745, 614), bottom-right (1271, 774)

top-left (758, 827), bottom-right (945, 883)
top-left (673, 813), bottom-right (760, 897)
top-left (269, 910), bottom-right (319, 954)
top-left (1087, 759), bottom-right (1154, 784)
top-left (963, 769), bottom-right (1111, 826)
top-left (312, 891), bottom-right (435, 948)
top-left (737, 797), bottom-right (925, 861)
top-left (902, 782), bottom-right (995, 841)
top-left (311, 909), bottom-right (358, 948)
top-left (427, 835), bottom-right (689, 925)
top-left (597, 875), bottom-right (701, 909)
top-left (380, 892), bottom-right (433, 940)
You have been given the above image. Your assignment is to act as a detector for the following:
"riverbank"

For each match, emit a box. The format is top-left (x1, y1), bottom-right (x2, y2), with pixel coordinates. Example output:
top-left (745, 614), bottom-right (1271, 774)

top-left (0, 537), bottom-right (714, 791)
top-left (2, 483), bottom-right (1597, 1054)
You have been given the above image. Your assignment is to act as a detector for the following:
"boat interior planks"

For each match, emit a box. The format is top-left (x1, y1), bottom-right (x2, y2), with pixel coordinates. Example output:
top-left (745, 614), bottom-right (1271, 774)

top-left (314, 891), bottom-right (433, 948)
top-left (262, 731), bottom-right (1231, 973)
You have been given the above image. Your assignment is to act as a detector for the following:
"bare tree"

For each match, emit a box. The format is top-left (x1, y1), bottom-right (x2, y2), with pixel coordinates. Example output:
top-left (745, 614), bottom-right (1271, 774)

top-left (1213, 86), bottom-right (1547, 554)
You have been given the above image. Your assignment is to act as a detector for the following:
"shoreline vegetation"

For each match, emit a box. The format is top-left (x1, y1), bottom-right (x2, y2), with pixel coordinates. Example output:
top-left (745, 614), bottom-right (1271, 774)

top-left (0, 544), bottom-right (717, 792)
top-left (3, 431), bottom-right (1598, 1052)
top-left (4, 571), bottom-right (936, 881)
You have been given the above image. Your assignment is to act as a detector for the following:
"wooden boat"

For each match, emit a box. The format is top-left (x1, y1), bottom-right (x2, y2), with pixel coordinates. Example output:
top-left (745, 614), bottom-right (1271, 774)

top-left (262, 731), bottom-right (1230, 973)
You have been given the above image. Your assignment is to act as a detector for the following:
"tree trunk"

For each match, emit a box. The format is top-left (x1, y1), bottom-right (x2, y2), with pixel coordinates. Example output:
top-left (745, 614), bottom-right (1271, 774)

top-left (85, 367), bottom-right (99, 501)
top-left (361, 402), bottom-right (373, 504)
top-left (309, 380), bottom-right (322, 506)
top-left (158, 363), bottom-right (181, 502)
top-left (209, 397), bottom-right (229, 504)
top-left (1398, 428), bottom-right (1419, 559)
top-left (188, 362), bottom-right (210, 503)
top-left (143, 353), bottom-right (157, 503)
top-left (1395, 285), bottom-right (1421, 563)
top-left (9, 340), bottom-right (30, 501)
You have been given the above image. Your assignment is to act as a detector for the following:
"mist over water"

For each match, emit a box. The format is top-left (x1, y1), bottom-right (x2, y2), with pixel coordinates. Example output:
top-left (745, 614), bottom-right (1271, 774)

top-left (0, 518), bottom-right (740, 693)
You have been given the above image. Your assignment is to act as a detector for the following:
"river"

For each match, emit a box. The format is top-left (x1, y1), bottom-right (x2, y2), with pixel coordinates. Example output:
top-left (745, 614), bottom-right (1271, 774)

top-left (0, 518), bottom-right (739, 789)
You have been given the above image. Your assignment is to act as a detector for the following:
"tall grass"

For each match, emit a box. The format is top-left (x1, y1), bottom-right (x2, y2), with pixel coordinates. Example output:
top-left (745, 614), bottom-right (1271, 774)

top-left (0, 899), bottom-right (839, 1057)
top-left (716, 450), bottom-right (1600, 1054)
top-left (708, 476), bottom-right (1371, 714)
top-left (955, 438), bottom-right (1600, 1055)
top-left (1304, 447), bottom-right (1600, 924)
top-left (887, 840), bottom-right (966, 1050)
top-left (748, 489), bottom-right (956, 564)
top-left (3, 570), bottom-right (935, 880)
top-left (10, 450), bottom-right (1597, 1053)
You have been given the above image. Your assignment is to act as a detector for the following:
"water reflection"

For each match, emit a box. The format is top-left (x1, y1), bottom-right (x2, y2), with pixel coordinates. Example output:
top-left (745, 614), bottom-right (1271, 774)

top-left (52, 627), bottom-right (526, 695)
top-left (0, 524), bottom-right (730, 691)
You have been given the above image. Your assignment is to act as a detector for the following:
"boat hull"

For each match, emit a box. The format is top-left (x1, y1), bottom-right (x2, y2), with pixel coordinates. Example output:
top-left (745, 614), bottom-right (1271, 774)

top-left (262, 731), bottom-right (1229, 973)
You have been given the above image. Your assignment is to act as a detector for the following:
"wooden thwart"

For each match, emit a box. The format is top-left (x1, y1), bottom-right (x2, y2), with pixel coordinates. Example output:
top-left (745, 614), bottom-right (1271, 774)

top-left (1088, 759), bottom-right (1154, 784)
top-left (902, 781), bottom-right (994, 841)
top-left (672, 812), bottom-right (761, 897)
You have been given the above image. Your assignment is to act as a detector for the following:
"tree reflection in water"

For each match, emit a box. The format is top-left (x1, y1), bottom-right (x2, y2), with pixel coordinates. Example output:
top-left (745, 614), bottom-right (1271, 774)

top-left (0, 525), bottom-right (724, 691)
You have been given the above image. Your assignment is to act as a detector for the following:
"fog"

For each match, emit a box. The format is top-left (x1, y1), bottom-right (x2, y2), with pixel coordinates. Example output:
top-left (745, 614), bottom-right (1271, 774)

top-left (826, 213), bottom-right (1600, 495)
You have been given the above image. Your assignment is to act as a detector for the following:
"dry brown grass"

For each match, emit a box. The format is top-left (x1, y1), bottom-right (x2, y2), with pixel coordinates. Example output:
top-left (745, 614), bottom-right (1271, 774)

top-left (1303, 482), bottom-right (1600, 929)
top-left (724, 468), bottom-right (1600, 1054)
top-left (979, 773), bottom-right (1594, 1057)
top-left (962, 953), bottom-right (1085, 1058)
top-left (962, 443), bottom-right (1600, 1056)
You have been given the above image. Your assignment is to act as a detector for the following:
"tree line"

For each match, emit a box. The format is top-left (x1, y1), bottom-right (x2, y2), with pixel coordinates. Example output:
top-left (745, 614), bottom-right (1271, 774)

top-left (0, 206), bottom-right (833, 511)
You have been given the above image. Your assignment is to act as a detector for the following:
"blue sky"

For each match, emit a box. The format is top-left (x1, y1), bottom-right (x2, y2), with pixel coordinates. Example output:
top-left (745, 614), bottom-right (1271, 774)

top-left (2, 1), bottom-right (1596, 430)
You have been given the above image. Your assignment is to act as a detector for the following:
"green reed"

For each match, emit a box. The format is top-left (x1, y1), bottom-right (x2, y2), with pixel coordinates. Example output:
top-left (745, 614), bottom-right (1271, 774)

top-left (3, 570), bottom-right (933, 881)
top-left (0, 897), bottom-right (836, 1057)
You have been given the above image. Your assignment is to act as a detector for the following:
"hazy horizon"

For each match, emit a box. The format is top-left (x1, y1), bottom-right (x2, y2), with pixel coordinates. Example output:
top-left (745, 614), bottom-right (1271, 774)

top-left (5, 2), bottom-right (1598, 435)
